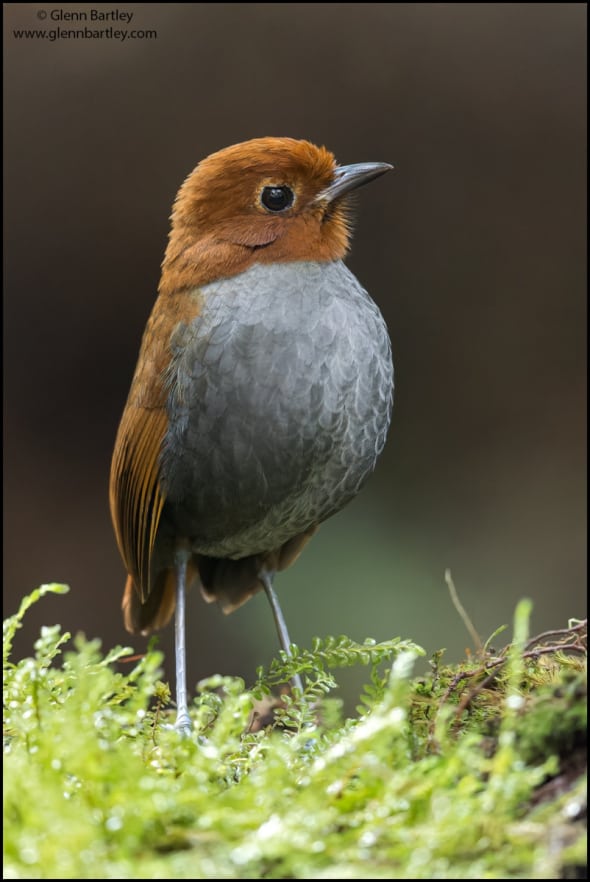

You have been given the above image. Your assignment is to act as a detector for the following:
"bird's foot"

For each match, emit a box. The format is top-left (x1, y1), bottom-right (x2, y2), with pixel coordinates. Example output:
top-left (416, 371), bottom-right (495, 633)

top-left (174, 711), bottom-right (192, 736)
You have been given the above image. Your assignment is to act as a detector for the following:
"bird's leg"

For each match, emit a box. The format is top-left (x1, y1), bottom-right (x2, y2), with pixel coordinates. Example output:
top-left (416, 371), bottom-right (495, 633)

top-left (260, 568), bottom-right (304, 695)
top-left (174, 541), bottom-right (192, 734)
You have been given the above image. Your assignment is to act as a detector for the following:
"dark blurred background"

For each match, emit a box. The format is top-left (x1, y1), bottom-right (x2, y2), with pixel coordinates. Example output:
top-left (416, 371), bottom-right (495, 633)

top-left (4, 4), bottom-right (586, 705)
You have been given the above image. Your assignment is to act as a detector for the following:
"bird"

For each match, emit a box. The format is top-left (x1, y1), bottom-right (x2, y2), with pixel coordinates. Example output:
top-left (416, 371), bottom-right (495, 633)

top-left (109, 137), bottom-right (394, 731)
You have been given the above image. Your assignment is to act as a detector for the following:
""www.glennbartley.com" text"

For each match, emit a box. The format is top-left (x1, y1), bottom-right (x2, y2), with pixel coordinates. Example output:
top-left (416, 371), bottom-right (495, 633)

top-left (13, 26), bottom-right (157, 42)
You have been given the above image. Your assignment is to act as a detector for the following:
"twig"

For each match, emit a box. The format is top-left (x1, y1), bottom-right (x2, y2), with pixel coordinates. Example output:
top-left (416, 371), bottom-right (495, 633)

top-left (525, 620), bottom-right (587, 653)
top-left (445, 569), bottom-right (483, 654)
top-left (448, 638), bottom-right (587, 724)
top-left (435, 617), bottom-right (586, 722)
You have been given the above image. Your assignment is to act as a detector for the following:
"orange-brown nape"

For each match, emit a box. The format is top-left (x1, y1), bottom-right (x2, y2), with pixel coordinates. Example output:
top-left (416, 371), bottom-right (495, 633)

top-left (158, 137), bottom-right (352, 296)
top-left (109, 136), bottom-right (393, 731)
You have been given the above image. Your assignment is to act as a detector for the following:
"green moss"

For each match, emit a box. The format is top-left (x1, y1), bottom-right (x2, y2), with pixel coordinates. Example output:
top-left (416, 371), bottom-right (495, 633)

top-left (3, 586), bottom-right (587, 879)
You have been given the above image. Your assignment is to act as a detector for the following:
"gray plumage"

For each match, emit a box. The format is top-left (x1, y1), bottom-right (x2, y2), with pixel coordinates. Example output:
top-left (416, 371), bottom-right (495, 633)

top-left (159, 259), bottom-right (393, 560)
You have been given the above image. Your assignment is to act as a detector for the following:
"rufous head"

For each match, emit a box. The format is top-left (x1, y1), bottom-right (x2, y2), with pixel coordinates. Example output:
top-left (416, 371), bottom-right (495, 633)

top-left (159, 137), bottom-right (392, 295)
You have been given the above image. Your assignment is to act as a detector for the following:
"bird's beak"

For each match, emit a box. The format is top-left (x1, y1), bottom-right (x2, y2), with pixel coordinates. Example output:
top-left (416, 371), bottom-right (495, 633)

top-left (315, 162), bottom-right (393, 204)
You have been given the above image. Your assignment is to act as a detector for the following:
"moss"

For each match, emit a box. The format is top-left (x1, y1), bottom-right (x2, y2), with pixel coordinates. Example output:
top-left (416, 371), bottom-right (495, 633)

top-left (3, 586), bottom-right (587, 879)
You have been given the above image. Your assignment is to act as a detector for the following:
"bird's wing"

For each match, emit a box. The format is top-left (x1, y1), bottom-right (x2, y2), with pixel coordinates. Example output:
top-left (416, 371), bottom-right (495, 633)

top-left (109, 291), bottom-right (203, 606)
top-left (109, 401), bottom-right (167, 601)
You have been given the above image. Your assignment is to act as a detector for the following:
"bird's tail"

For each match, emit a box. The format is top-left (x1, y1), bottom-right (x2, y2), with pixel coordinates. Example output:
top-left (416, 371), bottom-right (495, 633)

top-left (198, 526), bottom-right (318, 613)
top-left (121, 526), bottom-right (319, 628)
top-left (197, 554), bottom-right (264, 613)
top-left (121, 558), bottom-right (197, 635)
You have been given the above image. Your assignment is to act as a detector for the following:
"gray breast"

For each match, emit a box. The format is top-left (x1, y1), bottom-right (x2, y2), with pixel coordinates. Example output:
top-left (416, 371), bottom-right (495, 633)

top-left (161, 259), bottom-right (393, 558)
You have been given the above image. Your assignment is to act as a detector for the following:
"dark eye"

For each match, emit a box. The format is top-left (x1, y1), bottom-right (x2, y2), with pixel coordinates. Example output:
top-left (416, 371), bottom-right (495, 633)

top-left (260, 185), bottom-right (294, 213)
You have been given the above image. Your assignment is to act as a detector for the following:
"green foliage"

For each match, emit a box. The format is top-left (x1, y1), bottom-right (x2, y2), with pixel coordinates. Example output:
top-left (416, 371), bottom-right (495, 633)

top-left (3, 587), bottom-right (587, 879)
